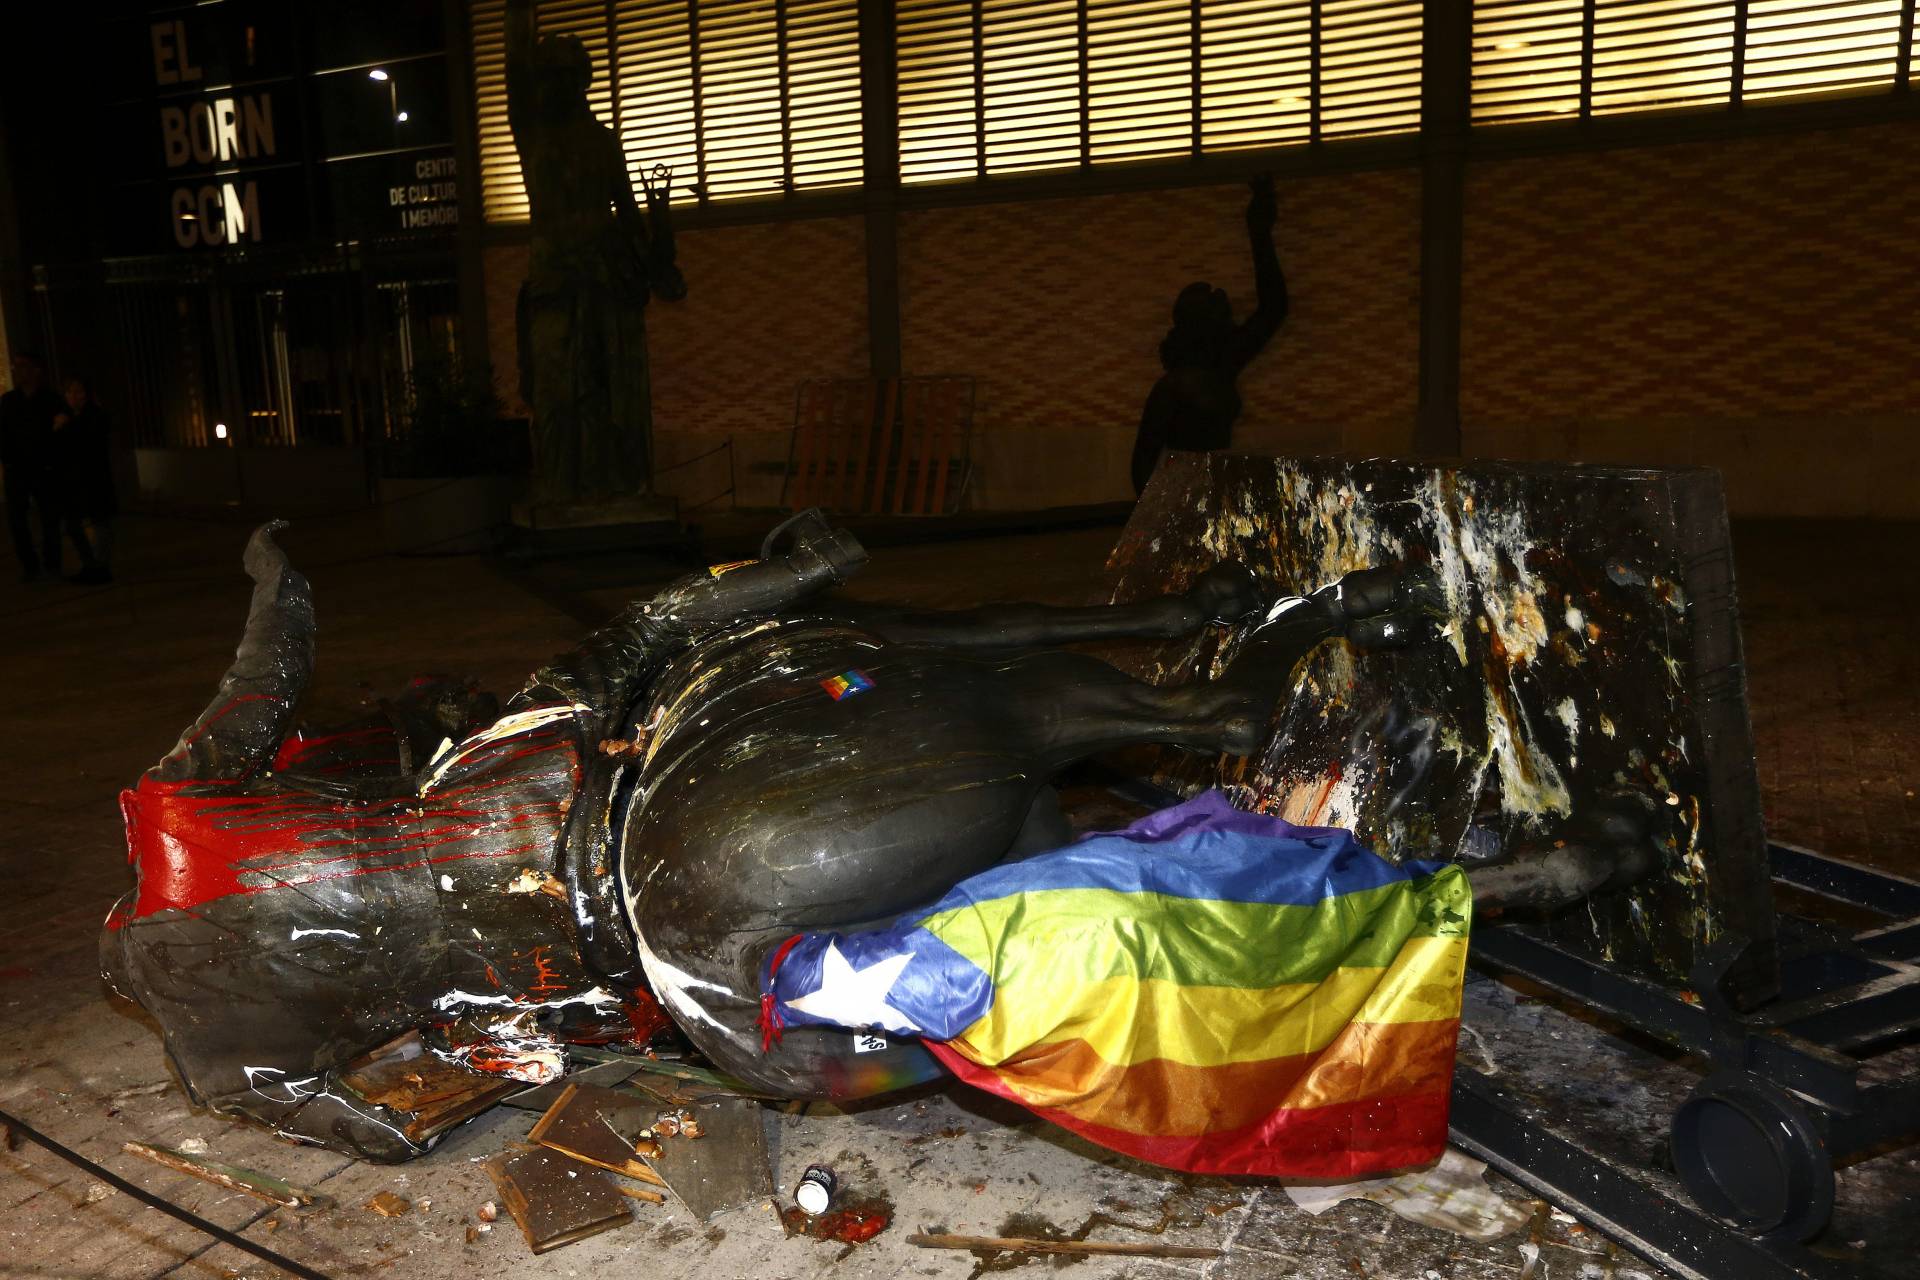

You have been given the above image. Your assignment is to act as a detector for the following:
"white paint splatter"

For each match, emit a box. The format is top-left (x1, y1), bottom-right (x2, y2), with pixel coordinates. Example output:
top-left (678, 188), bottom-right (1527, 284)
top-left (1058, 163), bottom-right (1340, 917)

top-left (633, 931), bottom-right (733, 1032)
top-left (418, 702), bottom-right (588, 791)
top-left (241, 1065), bottom-right (322, 1102)
top-left (1482, 683), bottom-right (1572, 819)
top-left (431, 987), bottom-right (620, 1014)
top-left (288, 927), bottom-right (358, 941)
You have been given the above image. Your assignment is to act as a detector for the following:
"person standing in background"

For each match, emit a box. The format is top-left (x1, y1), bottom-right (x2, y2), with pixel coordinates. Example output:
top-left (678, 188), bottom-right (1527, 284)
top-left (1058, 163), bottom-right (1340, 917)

top-left (1, 352), bottom-right (65, 582)
top-left (1130, 176), bottom-right (1289, 496)
top-left (52, 375), bottom-right (115, 583)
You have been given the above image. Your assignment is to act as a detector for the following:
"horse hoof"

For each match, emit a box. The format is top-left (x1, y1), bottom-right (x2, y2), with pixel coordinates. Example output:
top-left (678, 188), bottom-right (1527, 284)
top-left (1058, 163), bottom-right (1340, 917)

top-left (1187, 563), bottom-right (1265, 624)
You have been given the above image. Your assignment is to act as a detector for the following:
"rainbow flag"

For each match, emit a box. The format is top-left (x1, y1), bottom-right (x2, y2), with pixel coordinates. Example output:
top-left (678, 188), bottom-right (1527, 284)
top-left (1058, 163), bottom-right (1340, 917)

top-left (761, 790), bottom-right (1471, 1177)
top-left (820, 669), bottom-right (874, 701)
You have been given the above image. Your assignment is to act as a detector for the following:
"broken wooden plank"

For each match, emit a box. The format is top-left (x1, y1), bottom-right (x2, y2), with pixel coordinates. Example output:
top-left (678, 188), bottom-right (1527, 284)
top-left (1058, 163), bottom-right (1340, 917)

top-left (906, 1232), bottom-right (1221, 1259)
top-left (121, 1142), bottom-right (323, 1209)
top-left (338, 1031), bottom-right (518, 1141)
top-left (615, 1184), bottom-right (667, 1205)
top-left (485, 1146), bottom-right (630, 1255)
top-left (527, 1082), bottom-right (666, 1185)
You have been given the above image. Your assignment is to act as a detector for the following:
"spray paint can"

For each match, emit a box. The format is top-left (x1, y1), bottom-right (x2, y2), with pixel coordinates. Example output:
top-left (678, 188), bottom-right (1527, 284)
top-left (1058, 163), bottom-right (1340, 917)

top-left (794, 1164), bottom-right (836, 1215)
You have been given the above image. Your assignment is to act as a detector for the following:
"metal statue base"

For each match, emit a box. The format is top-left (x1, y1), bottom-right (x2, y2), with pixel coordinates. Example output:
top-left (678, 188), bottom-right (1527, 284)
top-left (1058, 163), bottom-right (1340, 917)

top-left (508, 494), bottom-right (685, 559)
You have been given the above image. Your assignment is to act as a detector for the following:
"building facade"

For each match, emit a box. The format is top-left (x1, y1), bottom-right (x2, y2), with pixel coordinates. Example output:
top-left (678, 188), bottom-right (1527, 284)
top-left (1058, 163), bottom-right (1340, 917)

top-left (4, 2), bottom-right (1916, 516)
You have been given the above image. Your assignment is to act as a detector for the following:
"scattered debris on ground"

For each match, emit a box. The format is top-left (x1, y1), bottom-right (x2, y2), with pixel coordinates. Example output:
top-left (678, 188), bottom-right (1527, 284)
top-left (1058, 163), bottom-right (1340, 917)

top-left (640, 1095), bottom-right (772, 1221)
top-left (527, 1082), bottom-right (666, 1181)
top-left (778, 1150), bottom-right (892, 1246)
top-left (1282, 1148), bottom-right (1531, 1241)
top-left (363, 1190), bottom-right (412, 1217)
top-left (780, 1198), bottom-right (892, 1244)
top-left (121, 1140), bottom-right (326, 1209)
top-left (340, 1031), bottom-right (520, 1143)
top-left (906, 1231), bottom-right (1222, 1260)
top-left (485, 1144), bottom-right (631, 1254)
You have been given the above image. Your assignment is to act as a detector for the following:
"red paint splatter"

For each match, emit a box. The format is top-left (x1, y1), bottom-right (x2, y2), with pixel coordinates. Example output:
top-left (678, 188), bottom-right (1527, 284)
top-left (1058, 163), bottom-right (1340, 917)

top-left (112, 718), bottom-right (580, 923)
top-left (514, 945), bottom-right (569, 996)
top-left (781, 1203), bottom-right (891, 1243)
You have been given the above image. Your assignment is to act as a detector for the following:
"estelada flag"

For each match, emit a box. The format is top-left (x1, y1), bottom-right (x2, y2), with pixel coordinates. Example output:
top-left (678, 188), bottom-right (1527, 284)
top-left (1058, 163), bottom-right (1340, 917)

top-left (760, 790), bottom-right (1472, 1178)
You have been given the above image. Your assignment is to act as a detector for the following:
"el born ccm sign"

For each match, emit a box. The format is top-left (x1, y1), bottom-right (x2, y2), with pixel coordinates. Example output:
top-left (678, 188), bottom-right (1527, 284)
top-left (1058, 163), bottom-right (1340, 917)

top-left (151, 18), bottom-right (274, 248)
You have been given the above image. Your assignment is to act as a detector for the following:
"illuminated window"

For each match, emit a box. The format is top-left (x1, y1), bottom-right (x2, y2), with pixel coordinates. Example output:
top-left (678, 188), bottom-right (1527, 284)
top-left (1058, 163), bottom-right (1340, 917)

top-left (1472, 0), bottom-right (1916, 124)
top-left (469, 3), bottom-right (1920, 219)
top-left (1742, 0), bottom-right (1910, 101)
top-left (473, 0), bottom-right (862, 223)
top-left (898, 0), bottom-right (1423, 185)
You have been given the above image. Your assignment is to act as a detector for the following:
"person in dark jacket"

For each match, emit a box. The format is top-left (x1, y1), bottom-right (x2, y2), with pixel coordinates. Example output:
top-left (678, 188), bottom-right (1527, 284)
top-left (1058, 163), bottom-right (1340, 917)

top-left (52, 375), bottom-right (117, 583)
top-left (1130, 176), bottom-right (1289, 496)
top-left (1, 351), bottom-right (66, 581)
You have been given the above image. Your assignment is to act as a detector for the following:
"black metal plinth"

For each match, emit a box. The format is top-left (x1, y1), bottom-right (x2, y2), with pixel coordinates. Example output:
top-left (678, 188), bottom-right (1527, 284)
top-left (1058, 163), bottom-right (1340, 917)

top-left (1454, 842), bottom-right (1920, 1280)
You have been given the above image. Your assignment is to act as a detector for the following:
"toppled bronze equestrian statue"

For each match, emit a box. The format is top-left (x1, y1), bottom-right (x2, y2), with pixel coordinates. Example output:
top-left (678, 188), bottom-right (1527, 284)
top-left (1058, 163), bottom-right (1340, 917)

top-left (103, 515), bottom-right (1655, 1161)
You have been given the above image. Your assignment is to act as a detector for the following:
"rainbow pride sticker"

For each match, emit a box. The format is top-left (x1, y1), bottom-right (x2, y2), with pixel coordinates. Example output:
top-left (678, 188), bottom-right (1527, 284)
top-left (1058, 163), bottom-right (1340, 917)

top-left (821, 669), bottom-right (874, 701)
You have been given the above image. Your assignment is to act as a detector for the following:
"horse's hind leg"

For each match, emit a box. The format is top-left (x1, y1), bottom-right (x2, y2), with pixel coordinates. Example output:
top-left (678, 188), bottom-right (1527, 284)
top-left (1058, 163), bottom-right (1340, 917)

top-left (993, 602), bottom-right (1342, 767)
top-left (993, 565), bottom-right (1441, 767)
top-left (825, 563), bottom-right (1267, 650)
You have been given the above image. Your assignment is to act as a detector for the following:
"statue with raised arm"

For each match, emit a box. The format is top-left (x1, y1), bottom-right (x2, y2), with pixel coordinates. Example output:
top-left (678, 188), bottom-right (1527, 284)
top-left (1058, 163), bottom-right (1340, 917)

top-left (1131, 174), bottom-right (1288, 495)
top-left (507, 0), bottom-right (686, 505)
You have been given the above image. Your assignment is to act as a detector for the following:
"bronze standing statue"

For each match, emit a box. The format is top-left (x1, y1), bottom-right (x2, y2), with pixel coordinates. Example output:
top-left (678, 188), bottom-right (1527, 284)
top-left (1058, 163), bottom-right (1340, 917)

top-left (508, 0), bottom-right (686, 504)
top-left (1130, 175), bottom-right (1288, 495)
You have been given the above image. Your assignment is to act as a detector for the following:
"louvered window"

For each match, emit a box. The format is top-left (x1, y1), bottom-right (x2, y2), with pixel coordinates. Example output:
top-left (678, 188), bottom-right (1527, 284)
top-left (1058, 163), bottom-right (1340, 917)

top-left (1471, 1), bottom-right (1585, 122)
top-left (1742, 1), bottom-right (1910, 100)
top-left (1472, 1), bottom-right (1919, 124)
top-left (473, 0), bottom-right (862, 224)
top-left (897, 1), bottom-right (1423, 186)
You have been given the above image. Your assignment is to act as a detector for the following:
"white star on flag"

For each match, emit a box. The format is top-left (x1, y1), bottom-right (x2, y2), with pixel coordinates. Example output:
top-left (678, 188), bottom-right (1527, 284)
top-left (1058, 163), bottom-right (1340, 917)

top-left (783, 943), bottom-right (920, 1035)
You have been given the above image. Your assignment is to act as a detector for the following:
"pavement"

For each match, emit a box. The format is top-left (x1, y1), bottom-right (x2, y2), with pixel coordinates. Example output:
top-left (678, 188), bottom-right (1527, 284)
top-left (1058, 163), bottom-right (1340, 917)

top-left (0, 505), bottom-right (1912, 1280)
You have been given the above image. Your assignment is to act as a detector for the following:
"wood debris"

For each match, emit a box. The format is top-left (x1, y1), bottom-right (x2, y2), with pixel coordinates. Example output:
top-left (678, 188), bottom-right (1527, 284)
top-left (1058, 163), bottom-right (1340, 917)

top-left (122, 1141), bottom-right (323, 1209)
top-left (364, 1190), bottom-right (412, 1217)
top-left (485, 1146), bottom-right (630, 1255)
top-left (339, 1031), bottom-right (518, 1143)
top-left (527, 1082), bottom-right (666, 1184)
top-left (640, 1096), bottom-right (773, 1222)
top-left (907, 1232), bottom-right (1221, 1259)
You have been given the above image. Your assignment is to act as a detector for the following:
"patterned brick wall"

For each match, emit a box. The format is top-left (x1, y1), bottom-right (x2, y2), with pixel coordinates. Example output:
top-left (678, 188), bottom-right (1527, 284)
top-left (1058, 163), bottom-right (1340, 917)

top-left (484, 173), bottom-right (1421, 508)
top-left (899, 170), bottom-right (1423, 470)
top-left (1462, 121), bottom-right (1920, 516)
top-left (482, 121), bottom-right (1917, 517)
top-left (481, 242), bottom-right (527, 413)
top-left (482, 215), bottom-right (869, 437)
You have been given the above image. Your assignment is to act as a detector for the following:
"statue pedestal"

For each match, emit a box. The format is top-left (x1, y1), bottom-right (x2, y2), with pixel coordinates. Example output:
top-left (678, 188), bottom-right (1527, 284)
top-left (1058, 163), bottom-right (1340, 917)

top-left (512, 493), bottom-right (680, 531)
top-left (508, 493), bottom-right (685, 559)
